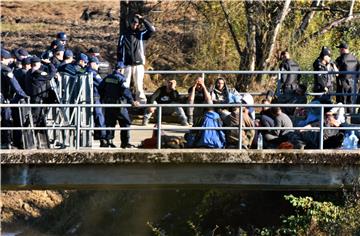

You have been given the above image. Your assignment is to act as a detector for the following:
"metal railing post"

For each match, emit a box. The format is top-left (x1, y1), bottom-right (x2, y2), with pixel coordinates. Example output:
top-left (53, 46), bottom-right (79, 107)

top-left (238, 104), bottom-right (243, 150)
top-left (157, 106), bottom-right (162, 149)
top-left (319, 106), bottom-right (324, 150)
top-left (276, 72), bottom-right (282, 96)
top-left (76, 105), bottom-right (81, 150)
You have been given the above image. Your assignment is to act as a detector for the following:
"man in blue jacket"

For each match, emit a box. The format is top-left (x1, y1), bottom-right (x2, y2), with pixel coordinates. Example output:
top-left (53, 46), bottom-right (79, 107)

top-left (117, 14), bottom-right (155, 104)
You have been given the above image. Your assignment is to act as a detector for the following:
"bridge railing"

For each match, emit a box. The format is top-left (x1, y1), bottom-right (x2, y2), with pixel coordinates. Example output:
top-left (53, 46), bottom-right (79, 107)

top-left (145, 70), bottom-right (360, 98)
top-left (1, 103), bottom-right (360, 150)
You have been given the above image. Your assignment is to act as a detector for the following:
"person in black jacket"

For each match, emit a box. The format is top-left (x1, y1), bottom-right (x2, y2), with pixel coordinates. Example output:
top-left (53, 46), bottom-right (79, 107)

top-left (99, 62), bottom-right (139, 148)
top-left (1, 49), bottom-right (29, 148)
top-left (142, 79), bottom-right (188, 126)
top-left (117, 14), bottom-right (155, 104)
top-left (335, 42), bottom-right (360, 113)
top-left (313, 47), bottom-right (338, 93)
top-left (279, 51), bottom-right (301, 94)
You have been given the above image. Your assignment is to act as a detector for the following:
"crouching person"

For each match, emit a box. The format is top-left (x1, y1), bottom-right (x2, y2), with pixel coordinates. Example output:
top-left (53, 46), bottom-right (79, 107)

top-left (99, 62), bottom-right (139, 148)
top-left (142, 79), bottom-right (188, 126)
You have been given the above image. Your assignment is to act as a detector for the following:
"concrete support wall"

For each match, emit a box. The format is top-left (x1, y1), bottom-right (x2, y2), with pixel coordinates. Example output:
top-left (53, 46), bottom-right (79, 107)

top-left (1, 150), bottom-right (360, 190)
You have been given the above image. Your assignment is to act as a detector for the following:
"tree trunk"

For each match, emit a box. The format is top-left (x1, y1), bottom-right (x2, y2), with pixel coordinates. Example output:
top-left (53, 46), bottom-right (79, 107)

top-left (262, 0), bottom-right (291, 70)
top-left (293, 0), bottom-right (322, 41)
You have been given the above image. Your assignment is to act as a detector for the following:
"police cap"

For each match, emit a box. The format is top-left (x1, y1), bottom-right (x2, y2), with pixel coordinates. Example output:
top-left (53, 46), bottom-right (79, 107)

top-left (30, 56), bottom-right (41, 64)
top-left (55, 45), bottom-right (65, 52)
top-left (22, 57), bottom-right (32, 65)
top-left (336, 42), bottom-right (348, 49)
top-left (88, 47), bottom-right (100, 54)
top-left (1, 49), bottom-right (12, 59)
top-left (56, 32), bottom-right (68, 41)
top-left (64, 49), bottom-right (74, 58)
top-left (89, 56), bottom-right (99, 64)
top-left (78, 53), bottom-right (89, 63)
top-left (320, 47), bottom-right (331, 58)
top-left (50, 39), bottom-right (62, 48)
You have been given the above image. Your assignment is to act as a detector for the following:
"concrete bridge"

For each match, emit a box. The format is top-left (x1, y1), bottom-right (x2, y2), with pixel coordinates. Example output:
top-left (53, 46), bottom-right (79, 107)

top-left (1, 149), bottom-right (360, 191)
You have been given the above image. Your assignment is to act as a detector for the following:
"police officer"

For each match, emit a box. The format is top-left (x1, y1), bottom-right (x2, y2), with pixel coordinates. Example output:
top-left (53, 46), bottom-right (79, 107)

top-left (58, 49), bottom-right (76, 76)
top-left (279, 51), bottom-right (301, 94)
top-left (56, 32), bottom-right (68, 47)
top-left (51, 44), bottom-right (65, 69)
top-left (86, 56), bottom-right (107, 146)
top-left (41, 39), bottom-right (62, 61)
top-left (313, 47), bottom-right (338, 94)
top-left (335, 42), bottom-right (360, 113)
top-left (74, 53), bottom-right (88, 74)
top-left (87, 47), bottom-right (111, 78)
top-left (1, 49), bottom-right (28, 148)
top-left (25, 56), bottom-right (56, 126)
top-left (99, 62), bottom-right (139, 148)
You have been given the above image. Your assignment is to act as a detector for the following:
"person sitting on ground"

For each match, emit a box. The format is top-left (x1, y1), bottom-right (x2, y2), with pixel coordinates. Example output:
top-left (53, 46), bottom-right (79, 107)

top-left (209, 77), bottom-right (241, 120)
top-left (142, 79), bottom-right (189, 126)
top-left (187, 76), bottom-right (212, 125)
top-left (263, 107), bottom-right (293, 148)
top-left (273, 83), bottom-right (307, 116)
top-left (223, 105), bottom-right (255, 149)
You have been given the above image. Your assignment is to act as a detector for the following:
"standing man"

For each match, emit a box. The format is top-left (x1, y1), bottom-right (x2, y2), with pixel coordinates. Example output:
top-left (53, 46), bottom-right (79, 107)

top-left (313, 47), bottom-right (338, 94)
top-left (1, 49), bottom-right (28, 149)
top-left (279, 51), bottom-right (301, 95)
top-left (99, 62), bottom-right (139, 148)
top-left (335, 42), bottom-right (359, 112)
top-left (117, 14), bottom-right (156, 104)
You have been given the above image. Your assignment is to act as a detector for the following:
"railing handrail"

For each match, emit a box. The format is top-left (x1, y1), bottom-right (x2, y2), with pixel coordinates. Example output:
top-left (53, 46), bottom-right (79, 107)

top-left (144, 70), bottom-right (360, 75)
top-left (1, 102), bottom-right (360, 150)
top-left (1, 103), bottom-right (360, 108)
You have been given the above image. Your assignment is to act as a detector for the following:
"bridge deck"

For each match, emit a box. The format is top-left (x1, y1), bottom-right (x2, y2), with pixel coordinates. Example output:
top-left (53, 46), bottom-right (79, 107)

top-left (1, 150), bottom-right (360, 191)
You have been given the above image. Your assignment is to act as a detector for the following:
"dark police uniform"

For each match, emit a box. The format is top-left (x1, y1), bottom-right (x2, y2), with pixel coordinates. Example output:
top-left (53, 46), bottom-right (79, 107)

top-left (25, 62), bottom-right (56, 126)
top-left (279, 59), bottom-right (301, 94)
top-left (86, 66), bottom-right (106, 141)
top-left (335, 52), bottom-right (359, 109)
top-left (313, 58), bottom-right (336, 93)
top-left (99, 70), bottom-right (134, 148)
top-left (1, 62), bottom-right (28, 147)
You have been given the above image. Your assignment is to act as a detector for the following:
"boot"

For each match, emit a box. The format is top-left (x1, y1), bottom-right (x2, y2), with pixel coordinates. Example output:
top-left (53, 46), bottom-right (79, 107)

top-left (108, 139), bottom-right (116, 148)
top-left (100, 139), bottom-right (108, 147)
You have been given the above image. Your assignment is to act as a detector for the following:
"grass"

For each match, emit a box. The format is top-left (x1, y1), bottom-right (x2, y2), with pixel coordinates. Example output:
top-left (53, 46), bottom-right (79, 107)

top-left (1, 22), bottom-right (48, 32)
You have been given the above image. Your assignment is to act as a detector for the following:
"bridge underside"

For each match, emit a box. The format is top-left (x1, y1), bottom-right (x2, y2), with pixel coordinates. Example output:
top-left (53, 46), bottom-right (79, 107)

top-left (1, 150), bottom-right (360, 190)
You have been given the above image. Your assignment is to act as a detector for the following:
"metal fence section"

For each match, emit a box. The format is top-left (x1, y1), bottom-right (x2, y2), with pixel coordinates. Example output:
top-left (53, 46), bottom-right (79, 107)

top-left (1, 103), bottom-right (360, 150)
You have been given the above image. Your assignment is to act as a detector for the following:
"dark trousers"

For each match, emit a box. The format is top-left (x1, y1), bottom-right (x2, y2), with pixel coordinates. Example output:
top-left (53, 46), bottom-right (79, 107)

top-left (105, 107), bottom-right (131, 146)
top-left (1, 107), bottom-right (12, 145)
top-left (94, 99), bottom-right (106, 139)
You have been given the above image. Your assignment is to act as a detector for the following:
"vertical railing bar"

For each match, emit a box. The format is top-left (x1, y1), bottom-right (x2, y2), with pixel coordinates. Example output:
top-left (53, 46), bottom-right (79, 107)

top-left (157, 106), bottom-right (162, 149)
top-left (76, 104), bottom-right (81, 150)
top-left (239, 104), bottom-right (243, 150)
top-left (276, 72), bottom-right (281, 97)
top-left (319, 106), bottom-right (324, 150)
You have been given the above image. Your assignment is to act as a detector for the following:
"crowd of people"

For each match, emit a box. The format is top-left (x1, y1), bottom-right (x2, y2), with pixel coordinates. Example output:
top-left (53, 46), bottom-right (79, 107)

top-left (1, 14), bottom-right (359, 150)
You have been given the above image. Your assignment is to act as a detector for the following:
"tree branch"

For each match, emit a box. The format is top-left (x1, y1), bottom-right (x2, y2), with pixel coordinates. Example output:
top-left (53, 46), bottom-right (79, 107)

top-left (300, 14), bottom-right (360, 45)
top-left (293, 0), bottom-right (321, 41)
top-left (262, 0), bottom-right (291, 69)
top-left (219, 0), bottom-right (242, 58)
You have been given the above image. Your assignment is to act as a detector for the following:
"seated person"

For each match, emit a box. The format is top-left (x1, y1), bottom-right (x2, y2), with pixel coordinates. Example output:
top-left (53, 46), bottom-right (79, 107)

top-left (143, 79), bottom-right (188, 126)
top-left (273, 84), bottom-right (307, 116)
top-left (262, 107), bottom-right (293, 148)
top-left (223, 106), bottom-right (255, 149)
top-left (188, 77), bottom-right (212, 125)
top-left (209, 77), bottom-right (241, 120)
